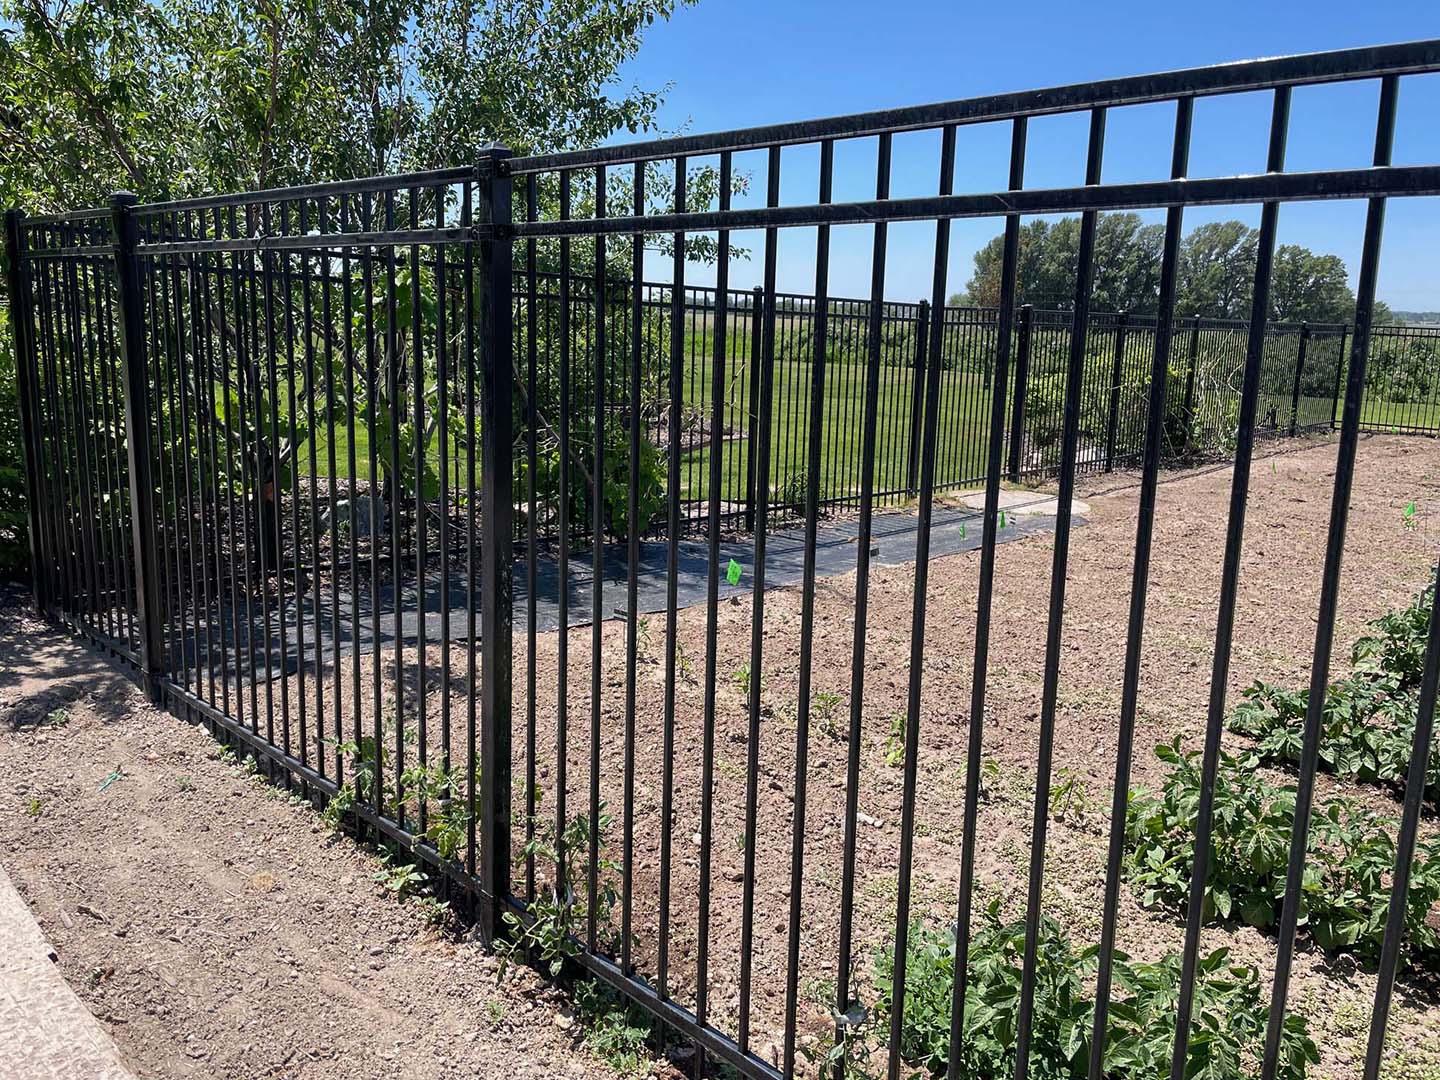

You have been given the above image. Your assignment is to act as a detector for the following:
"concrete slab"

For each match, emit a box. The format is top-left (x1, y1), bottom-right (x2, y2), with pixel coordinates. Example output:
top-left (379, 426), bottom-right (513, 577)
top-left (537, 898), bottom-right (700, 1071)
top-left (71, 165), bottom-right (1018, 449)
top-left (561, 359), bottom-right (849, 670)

top-left (0, 865), bottom-right (137, 1080)
top-left (952, 488), bottom-right (1090, 518)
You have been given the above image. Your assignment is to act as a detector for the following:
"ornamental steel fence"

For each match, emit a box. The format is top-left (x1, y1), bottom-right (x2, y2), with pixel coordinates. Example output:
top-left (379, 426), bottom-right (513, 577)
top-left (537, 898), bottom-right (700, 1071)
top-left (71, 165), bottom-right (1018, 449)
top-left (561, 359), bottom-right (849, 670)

top-left (8, 38), bottom-right (1440, 1080)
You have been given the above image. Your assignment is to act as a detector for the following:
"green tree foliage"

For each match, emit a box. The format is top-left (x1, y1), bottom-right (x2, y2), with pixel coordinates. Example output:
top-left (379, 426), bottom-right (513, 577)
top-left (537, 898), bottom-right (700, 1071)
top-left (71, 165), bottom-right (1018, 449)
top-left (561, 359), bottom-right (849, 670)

top-left (958, 214), bottom-right (1164, 312)
top-left (0, 0), bottom-right (695, 574)
top-left (0, 0), bottom-right (692, 208)
top-left (958, 214), bottom-right (1390, 325)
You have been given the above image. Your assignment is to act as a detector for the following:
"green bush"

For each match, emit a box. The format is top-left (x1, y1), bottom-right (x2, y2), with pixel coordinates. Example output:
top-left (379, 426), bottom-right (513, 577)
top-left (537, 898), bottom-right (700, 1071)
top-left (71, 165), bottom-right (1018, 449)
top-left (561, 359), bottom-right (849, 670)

top-left (1226, 582), bottom-right (1438, 803)
top-left (1125, 740), bottom-right (1440, 967)
top-left (871, 905), bottom-right (1316, 1079)
top-left (1367, 333), bottom-right (1440, 405)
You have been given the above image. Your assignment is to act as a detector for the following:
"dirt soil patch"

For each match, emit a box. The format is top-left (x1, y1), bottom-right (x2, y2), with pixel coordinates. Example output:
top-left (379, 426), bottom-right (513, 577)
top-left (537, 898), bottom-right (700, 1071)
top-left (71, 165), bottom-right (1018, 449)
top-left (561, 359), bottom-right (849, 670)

top-left (6, 432), bottom-right (1440, 1080)
top-left (499, 431), bottom-right (1440, 1076)
top-left (0, 596), bottom-right (633, 1080)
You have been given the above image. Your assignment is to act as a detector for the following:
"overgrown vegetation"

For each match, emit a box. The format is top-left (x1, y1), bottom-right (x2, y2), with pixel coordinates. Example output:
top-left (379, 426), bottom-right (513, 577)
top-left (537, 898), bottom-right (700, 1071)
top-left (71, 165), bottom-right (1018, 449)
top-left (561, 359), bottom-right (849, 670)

top-left (498, 807), bottom-right (620, 978)
top-left (1226, 581), bottom-right (1437, 803)
top-left (1125, 740), bottom-right (1440, 967)
top-left (572, 979), bottom-right (660, 1075)
top-left (861, 905), bottom-right (1316, 1079)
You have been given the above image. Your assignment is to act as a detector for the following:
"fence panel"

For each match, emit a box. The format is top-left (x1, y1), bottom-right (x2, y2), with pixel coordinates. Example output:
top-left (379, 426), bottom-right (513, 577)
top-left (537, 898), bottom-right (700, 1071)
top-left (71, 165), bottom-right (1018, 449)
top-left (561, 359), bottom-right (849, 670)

top-left (10, 39), bottom-right (1440, 1080)
top-left (14, 212), bottom-right (139, 662)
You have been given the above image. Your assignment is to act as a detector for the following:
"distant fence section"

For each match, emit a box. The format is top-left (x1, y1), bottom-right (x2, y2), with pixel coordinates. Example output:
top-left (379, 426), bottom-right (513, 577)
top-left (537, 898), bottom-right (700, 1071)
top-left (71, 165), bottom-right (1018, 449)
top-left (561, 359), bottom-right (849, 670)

top-left (524, 271), bottom-right (1436, 536)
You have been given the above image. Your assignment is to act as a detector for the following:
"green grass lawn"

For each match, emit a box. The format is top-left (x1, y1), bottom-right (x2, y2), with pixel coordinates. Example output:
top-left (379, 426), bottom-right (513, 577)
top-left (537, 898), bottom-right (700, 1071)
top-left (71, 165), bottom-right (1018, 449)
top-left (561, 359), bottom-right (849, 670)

top-left (673, 336), bottom-right (1000, 507)
top-left (280, 333), bottom-right (1431, 501)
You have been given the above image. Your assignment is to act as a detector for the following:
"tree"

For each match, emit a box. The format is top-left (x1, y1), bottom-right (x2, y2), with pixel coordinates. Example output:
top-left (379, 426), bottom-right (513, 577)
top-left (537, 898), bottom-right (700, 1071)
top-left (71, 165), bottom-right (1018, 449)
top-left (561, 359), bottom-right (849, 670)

top-left (1175, 221), bottom-right (1259, 320)
top-left (0, 0), bottom-right (696, 574)
top-left (961, 214), bottom-right (1377, 326)
top-left (1269, 245), bottom-right (1357, 325)
top-left (0, 0), bottom-right (693, 210)
top-left (960, 213), bottom-right (1163, 313)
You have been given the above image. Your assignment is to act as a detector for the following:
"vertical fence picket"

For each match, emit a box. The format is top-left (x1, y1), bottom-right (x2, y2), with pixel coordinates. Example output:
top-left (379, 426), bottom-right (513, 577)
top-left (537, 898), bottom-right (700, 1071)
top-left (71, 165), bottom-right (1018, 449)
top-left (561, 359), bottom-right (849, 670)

top-left (110, 193), bottom-right (164, 701)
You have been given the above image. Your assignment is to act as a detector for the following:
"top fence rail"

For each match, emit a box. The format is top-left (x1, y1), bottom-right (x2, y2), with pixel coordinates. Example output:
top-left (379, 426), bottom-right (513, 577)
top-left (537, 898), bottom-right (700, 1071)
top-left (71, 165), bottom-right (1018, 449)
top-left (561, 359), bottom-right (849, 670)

top-left (507, 39), bottom-right (1440, 173)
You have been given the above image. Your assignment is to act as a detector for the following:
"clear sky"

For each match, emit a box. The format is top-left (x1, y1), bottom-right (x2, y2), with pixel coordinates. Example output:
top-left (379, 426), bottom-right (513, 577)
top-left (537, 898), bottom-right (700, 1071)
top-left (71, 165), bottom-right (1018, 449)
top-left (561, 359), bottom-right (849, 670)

top-left (611, 0), bottom-right (1440, 310)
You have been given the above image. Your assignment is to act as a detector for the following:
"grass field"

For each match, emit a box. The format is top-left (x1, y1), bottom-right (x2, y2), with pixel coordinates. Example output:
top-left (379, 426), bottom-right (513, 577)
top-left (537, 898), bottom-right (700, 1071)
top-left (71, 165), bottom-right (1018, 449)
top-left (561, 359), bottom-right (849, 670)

top-left (284, 330), bottom-right (1432, 508)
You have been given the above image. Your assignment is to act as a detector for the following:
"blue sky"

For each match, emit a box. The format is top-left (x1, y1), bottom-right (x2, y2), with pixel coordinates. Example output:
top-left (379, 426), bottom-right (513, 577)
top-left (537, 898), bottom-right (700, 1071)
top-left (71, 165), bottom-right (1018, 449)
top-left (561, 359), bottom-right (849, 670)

top-left (612, 1), bottom-right (1440, 310)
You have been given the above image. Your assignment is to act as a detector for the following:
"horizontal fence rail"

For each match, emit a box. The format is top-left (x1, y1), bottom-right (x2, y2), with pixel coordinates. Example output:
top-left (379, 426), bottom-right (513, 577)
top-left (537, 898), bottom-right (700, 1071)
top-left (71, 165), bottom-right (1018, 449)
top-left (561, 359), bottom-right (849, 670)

top-left (9, 40), bottom-right (1440, 1080)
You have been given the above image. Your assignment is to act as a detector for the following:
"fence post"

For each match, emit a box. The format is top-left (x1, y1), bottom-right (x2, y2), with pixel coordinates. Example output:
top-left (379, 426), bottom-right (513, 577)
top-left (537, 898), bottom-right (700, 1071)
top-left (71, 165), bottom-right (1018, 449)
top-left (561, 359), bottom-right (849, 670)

top-left (1332, 325), bottom-right (1349, 429)
top-left (910, 300), bottom-right (933, 495)
top-left (1104, 311), bottom-right (1129, 471)
top-left (1181, 314), bottom-right (1202, 430)
top-left (476, 148), bottom-right (514, 944)
top-left (1289, 323), bottom-right (1310, 436)
top-left (4, 211), bottom-right (47, 612)
top-left (1007, 303), bottom-right (1034, 481)
top-left (745, 285), bottom-right (763, 530)
top-left (907, 299), bottom-right (930, 496)
top-left (109, 194), bottom-right (165, 702)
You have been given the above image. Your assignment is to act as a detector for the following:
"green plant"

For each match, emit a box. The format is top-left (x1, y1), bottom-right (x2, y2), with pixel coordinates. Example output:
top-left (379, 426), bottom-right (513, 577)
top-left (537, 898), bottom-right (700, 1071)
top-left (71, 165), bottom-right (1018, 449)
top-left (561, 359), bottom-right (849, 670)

top-left (1227, 582), bottom-right (1438, 803)
top-left (1352, 581), bottom-right (1435, 690)
top-left (1125, 739), bottom-right (1440, 969)
top-left (322, 736), bottom-right (384, 831)
top-left (43, 707), bottom-right (69, 727)
top-left (732, 662), bottom-right (760, 699)
top-left (572, 978), bottom-right (657, 1075)
top-left (26, 796), bottom-right (42, 818)
top-left (395, 762), bottom-right (472, 861)
top-left (870, 905), bottom-right (1316, 1079)
top-left (674, 639), bottom-right (695, 684)
top-left (498, 807), bottom-right (620, 978)
top-left (373, 851), bottom-right (429, 899)
top-left (1048, 767), bottom-right (1089, 823)
top-left (884, 714), bottom-right (907, 768)
top-left (176, 775), bottom-right (195, 792)
top-left (815, 689), bottom-right (845, 737)
top-left (417, 894), bottom-right (452, 927)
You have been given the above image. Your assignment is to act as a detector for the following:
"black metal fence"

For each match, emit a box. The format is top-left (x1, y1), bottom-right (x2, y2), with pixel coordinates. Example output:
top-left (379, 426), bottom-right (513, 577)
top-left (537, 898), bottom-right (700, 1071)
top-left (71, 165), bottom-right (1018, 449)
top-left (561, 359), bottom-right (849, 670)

top-left (9, 39), bottom-right (1440, 1080)
top-left (523, 272), bottom-right (1397, 537)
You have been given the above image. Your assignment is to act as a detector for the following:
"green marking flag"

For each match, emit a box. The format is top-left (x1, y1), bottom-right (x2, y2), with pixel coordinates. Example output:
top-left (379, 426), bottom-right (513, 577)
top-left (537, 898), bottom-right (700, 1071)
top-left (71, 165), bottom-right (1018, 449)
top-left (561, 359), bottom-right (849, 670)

top-left (727, 558), bottom-right (743, 585)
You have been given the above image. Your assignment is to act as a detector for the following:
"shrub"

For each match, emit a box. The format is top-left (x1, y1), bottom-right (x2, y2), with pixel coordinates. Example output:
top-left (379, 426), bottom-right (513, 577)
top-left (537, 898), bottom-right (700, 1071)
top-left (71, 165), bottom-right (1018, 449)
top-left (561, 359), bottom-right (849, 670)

top-left (1226, 582), bottom-right (1438, 803)
top-left (871, 905), bottom-right (1316, 1079)
top-left (1125, 740), bottom-right (1440, 967)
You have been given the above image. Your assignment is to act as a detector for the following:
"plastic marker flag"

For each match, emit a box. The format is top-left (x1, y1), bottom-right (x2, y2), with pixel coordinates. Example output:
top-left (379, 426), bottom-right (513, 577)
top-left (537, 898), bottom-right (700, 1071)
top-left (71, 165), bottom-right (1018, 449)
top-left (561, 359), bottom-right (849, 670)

top-left (727, 558), bottom-right (743, 585)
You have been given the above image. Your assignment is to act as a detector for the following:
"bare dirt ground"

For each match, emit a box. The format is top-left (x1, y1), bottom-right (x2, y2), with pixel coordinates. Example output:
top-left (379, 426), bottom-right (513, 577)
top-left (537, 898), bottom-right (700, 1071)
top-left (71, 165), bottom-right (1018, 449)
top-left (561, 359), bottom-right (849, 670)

top-left (0, 596), bottom-right (629, 1080)
top-left (499, 430), bottom-right (1440, 1076)
top-left (6, 431), bottom-right (1440, 1079)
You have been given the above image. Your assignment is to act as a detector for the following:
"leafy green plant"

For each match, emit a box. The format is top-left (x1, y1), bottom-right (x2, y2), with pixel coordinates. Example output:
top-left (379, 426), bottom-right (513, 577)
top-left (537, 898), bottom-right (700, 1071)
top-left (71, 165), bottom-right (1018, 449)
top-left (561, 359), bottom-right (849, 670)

top-left (1227, 582), bottom-right (1438, 803)
top-left (1125, 739), bottom-right (1440, 969)
top-left (884, 713), bottom-right (907, 768)
top-left (373, 851), bottom-right (428, 898)
top-left (395, 761), bottom-right (472, 861)
top-left (870, 906), bottom-right (1316, 1079)
top-left (815, 689), bottom-right (845, 738)
top-left (322, 736), bottom-right (384, 831)
top-left (1048, 766), bottom-right (1090, 824)
top-left (498, 807), bottom-right (620, 978)
top-left (26, 796), bottom-right (42, 818)
top-left (572, 978), bottom-right (658, 1075)
top-left (1352, 581), bottom-right (1435, 690)
top-left (731, 662), bottom-right (763, 700)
